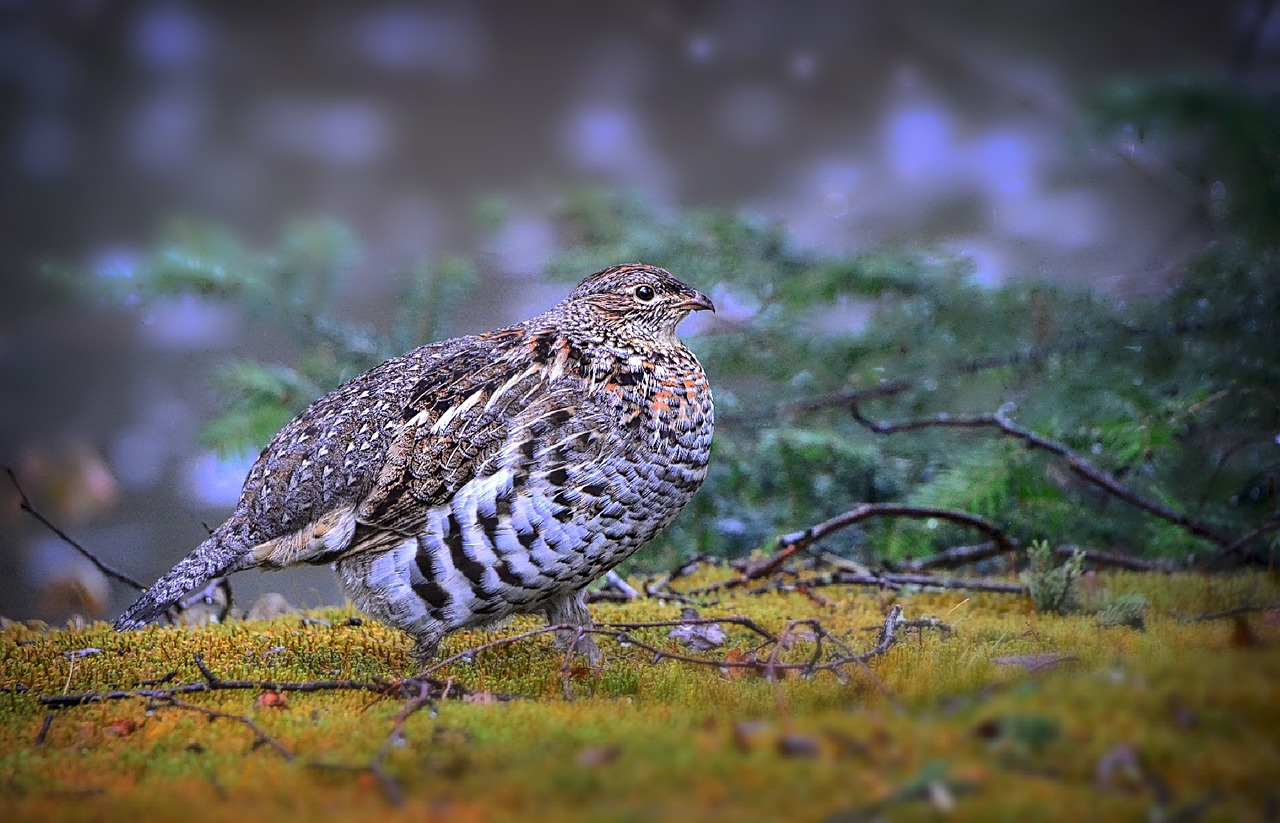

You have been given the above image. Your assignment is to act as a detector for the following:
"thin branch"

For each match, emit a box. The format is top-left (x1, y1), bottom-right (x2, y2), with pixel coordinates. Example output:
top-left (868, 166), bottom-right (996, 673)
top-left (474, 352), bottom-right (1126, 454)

top-left (897, 541), bottom-right (1172, 573)
top-left (605, 616), bottom-right (778, 643)
top-left (6, 467), bottom-right (146, 591)
top-left (778, 503), bottom-right (1014, 557)
top-left (896, 541), bottom-right (1009, 571)
top-left (35, 713), bottom-right (54, 746)
top-left (843, 403), bottom-right (1247, 556)
top-left (147, 695), bottom-right (293, 761)
top-left (1053, 545), bottom-right (1173, 573)
top-left (751, 571), bottom-right (1027, 596)
top-left (1216, 521), bottom-right (1280, 560)
top-left (416, 625), bottom-right (564, 677)
top-left (41, 652), bottom-right (499, 709)
top-left (601, 570), bottom-right (639, 600)
top-left (680, 504), bottom-right (1013, 598)
top-left (1179, 603), bottom-right (1280, 624)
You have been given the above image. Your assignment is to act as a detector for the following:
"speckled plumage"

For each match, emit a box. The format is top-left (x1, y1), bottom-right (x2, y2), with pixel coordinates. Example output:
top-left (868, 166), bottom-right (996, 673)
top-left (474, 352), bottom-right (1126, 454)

top-left (115, 264), bottom-right (715, 660)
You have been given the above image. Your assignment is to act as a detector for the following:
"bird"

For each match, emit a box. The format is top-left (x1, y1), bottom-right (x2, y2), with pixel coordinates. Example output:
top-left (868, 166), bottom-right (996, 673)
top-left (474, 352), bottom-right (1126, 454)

top-left (114, 264), bottom-right (715, 662)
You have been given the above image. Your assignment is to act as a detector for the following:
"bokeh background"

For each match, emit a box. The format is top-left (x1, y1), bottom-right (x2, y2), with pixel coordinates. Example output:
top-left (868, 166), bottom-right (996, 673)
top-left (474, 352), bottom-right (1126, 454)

top-left (1, 1), bottom-right (1272, 621)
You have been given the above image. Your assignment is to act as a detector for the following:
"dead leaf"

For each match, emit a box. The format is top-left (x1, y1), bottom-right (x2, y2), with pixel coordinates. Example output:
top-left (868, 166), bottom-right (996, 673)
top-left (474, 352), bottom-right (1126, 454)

top-left (104, 718), bottom-right (137, 737)
top-left (255, 691), bottom-right (287, 709)
top-left (668, 616), bottom-right (726, 651)
top-left (719, 649), bottom-right (756, 680)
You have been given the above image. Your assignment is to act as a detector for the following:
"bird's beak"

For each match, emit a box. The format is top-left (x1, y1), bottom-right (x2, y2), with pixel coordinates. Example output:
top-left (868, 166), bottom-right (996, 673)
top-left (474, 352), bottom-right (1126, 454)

top-left (680, 290), bottom-right (716, 313)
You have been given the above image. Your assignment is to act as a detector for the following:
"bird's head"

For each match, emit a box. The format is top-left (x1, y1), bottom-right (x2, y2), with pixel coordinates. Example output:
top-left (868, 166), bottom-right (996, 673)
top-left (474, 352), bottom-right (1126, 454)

top-left (564, 264), bottom-right (714, 348)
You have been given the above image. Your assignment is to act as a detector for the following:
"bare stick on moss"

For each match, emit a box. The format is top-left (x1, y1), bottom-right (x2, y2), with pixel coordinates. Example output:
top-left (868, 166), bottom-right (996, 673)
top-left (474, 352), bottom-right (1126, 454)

top-left (41, 653), bottom-right (498, 709)
top-left (844, 402), bottom-right (1244, 556)
top-left (146, 695), bottom-right (294, 761)
top-left (34, 713), bottom-right (54, 746)
top-left (681, 505), bottom-right (1013, 598)
top-left (606, 615), bottom-right (779, 643)
top-left (416, 616), bottom-right (776, 680)
top-left (313, 676), bottom-right (479, 807)
top-left (6, 467), bottom-right (146, 592)
top-left (309, 760), bottom-right (405, 806)
top-left (637, 554), bottom-right (725, 603)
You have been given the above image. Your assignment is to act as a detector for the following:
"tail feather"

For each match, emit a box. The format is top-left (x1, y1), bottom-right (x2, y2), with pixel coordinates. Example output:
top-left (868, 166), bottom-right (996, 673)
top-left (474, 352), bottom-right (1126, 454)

top-left (114, 531), bottom-right (248, 631)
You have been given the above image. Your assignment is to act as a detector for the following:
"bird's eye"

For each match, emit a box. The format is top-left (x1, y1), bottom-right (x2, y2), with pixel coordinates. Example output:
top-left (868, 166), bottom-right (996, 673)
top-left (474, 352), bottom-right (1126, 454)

top-left (634, 285), bottom-right (656, 303)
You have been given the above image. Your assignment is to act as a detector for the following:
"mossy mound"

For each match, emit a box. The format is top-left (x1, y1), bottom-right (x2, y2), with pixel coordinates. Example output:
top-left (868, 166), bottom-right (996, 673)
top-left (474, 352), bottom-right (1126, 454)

top-left (2, 570), bottom-right (1278, 822)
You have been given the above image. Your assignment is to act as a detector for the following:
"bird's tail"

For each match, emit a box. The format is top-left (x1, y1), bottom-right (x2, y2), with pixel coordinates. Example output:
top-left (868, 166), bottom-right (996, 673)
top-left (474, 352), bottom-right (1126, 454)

top-left (114, 528), bottom-right (248, 631)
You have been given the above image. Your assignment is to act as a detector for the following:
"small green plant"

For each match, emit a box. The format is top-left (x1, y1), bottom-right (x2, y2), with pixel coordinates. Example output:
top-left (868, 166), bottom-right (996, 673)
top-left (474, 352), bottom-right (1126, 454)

top-left (1021, 541), bottom-right (1084, 614)
top-left (1094, 591), bottom-right (1148, 630)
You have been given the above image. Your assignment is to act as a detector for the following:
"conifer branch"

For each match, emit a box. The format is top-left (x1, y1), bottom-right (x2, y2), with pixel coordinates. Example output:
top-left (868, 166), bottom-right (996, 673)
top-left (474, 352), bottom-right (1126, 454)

top-left (843, 402), bottom-right (1254, 559)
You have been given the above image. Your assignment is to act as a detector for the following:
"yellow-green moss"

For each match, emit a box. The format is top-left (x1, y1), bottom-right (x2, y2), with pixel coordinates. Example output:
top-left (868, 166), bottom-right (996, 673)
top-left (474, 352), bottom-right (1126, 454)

top-left (2, 571), bottom-right (1278, 822)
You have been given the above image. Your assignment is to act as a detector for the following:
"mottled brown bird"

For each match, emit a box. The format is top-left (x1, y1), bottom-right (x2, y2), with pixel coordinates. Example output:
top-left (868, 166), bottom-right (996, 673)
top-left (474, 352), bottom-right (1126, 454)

top-left (115, 264), bottom-right (715, 661)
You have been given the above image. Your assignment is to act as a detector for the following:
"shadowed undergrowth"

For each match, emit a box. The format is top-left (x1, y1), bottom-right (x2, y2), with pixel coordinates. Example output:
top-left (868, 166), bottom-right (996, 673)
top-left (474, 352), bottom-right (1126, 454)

top-left (2, 569), bottom-right (1278, 822)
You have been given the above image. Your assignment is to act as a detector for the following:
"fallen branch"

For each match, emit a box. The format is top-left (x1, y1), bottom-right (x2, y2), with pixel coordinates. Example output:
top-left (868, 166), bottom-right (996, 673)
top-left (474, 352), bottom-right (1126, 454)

top-left (417, 610), bottom-right (908, 683)
top-left (683, 504), bottom-right (1013, 597)
top-left (40, 652), bottom-right (497, 709)
top-left (751, 571), bottom-right (1027, 596)
top-left (777, 504), bottom-right (1014, 559)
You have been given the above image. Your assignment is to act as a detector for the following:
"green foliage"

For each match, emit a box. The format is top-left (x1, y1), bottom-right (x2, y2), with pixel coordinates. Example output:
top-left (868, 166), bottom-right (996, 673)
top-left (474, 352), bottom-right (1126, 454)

top-left (78, 79), bottom-right (1280, 568)
top-left (90, 218), bottom-right (478, 456)
top-left (1094, 591), bottom-right (1148, 630)
top-left (1021, 541), bottom-right (1084, 614)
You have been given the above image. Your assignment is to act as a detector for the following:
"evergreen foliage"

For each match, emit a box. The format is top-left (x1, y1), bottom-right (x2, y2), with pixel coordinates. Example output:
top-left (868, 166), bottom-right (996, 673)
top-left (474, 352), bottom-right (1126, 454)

top-left (1021, 541), bottom-right (1084, 614)
top-left (82, 80), bottom-right (1278, 569)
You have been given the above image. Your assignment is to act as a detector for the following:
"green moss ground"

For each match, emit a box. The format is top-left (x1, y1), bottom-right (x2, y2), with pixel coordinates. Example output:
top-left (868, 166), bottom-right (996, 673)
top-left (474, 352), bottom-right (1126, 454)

top-left (2, 570), bottom-right (1278, 822)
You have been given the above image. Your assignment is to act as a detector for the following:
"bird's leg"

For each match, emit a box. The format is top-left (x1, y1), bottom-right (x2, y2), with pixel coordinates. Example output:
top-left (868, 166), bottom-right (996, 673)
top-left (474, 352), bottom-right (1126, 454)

top-left (544, 589), bottom-right (602, 665)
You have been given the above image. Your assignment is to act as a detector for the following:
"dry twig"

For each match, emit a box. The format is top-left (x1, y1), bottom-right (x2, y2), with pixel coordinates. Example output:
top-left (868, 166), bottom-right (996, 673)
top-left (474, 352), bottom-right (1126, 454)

top-left (6, 467), bottom-right (146, 591)
top-left (145, 694), bottom-right (294, 761)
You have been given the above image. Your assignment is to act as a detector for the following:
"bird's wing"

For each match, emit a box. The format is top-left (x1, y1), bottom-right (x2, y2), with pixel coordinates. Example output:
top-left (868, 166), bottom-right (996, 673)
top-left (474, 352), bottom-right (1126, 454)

top-left (234, 331), bottom-right (521, 561)
top-left (354, 342), bottom-right (617, 541)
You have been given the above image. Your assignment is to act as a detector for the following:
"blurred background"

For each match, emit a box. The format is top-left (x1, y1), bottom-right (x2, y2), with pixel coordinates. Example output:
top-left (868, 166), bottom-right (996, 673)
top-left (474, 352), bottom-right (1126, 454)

top-left (2, 1), bottom-right (1275, 622)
